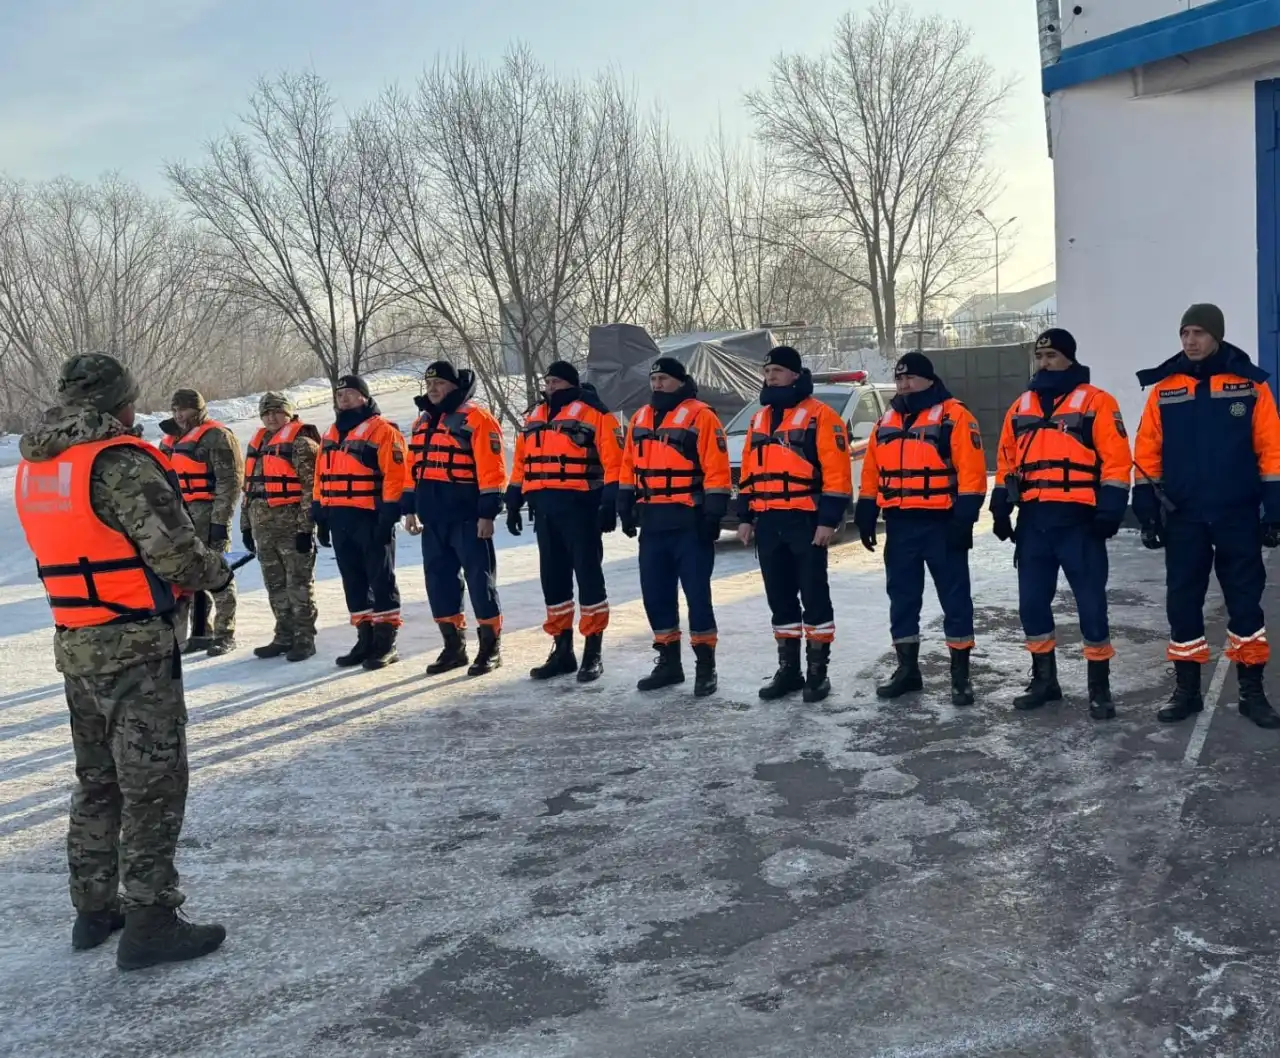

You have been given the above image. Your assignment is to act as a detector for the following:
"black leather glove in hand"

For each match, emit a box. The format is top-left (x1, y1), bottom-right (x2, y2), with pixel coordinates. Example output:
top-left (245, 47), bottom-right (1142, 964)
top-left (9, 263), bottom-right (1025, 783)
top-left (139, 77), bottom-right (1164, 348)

top-left (620, 509), bottom-right (638, 538)
top-left (241, 523), bottom-right (255, 554)
top-left (699, 515), bottom-right (722, 544)
top-left (507, 506), bottom-right (523, 536)
top-left (859, 526), bottom-right (877, 552)
top-left (208, 523), bottom-right (228, 547)
top-left (1140, 523), bottom-right (1163, 550)
top-left (992, 512), bottom-right (1015, 543)
top-left (598, 501), bottom-right (617, 534)
top-left (1264, 523), bottom-right (1280, 548)
top-left (1092, 514), bottom-right (1122, 540)
top-left (316, 523), bottom-right (331, 548)
top-left (946, 518), bottom-right (974, 551)
top-left (295, 531), bottom-right (314, 554)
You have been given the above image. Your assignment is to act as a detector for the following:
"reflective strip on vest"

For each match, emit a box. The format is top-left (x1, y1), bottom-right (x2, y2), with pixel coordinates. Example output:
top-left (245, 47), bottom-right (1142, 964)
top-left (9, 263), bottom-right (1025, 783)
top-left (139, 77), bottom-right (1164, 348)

top-left (319, 419), bottom-right (384, 508)
top-left (631, 400), bottom-right (704, 505)
top-left (410, 407), bottom-right (477, 484)
top-left (872, 403), bottom-right (957, 508)
top-left (1010, 387), bottom-right (1101, 503)
top-left (169, 421), bottom-right (221, 503)
top-left (521, 402), bottom-right (604, 490)
top-left (741, 404), bottom-right (821, 511)
top-left (244, 421), bottom-right (304, 506)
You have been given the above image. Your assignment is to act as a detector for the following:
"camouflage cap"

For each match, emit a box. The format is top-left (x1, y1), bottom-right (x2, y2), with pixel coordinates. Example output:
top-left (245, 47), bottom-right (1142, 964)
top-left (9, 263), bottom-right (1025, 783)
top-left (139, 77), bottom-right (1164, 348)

top-left (258, 391), bottom-right (295, 417)
top-left (171, 388), bottom-right (206, 412)
top-left (56, 352), bottom-right (140, 414)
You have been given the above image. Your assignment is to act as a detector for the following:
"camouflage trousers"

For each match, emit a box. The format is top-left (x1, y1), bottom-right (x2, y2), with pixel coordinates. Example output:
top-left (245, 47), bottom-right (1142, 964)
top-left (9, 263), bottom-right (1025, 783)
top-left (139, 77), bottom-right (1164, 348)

top-left (249, 504), bottom-right (318, 648)
top-left (175, 501), bottom-right (236, 643)
top-left (65, 647), bottom-right (189, 914)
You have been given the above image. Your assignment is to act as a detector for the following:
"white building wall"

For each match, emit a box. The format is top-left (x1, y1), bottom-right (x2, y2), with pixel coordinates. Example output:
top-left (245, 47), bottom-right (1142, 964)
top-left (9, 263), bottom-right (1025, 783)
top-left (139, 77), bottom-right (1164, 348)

top-left (1052, 69), bottom-right (1265, 435)
top-left (1061, 1), bottom-right (1232, 50)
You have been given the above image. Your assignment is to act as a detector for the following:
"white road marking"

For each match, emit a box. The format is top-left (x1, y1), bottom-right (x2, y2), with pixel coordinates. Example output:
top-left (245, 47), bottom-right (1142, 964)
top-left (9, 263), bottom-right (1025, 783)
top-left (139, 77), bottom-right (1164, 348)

top-left (1183, 646), bottom-right (1232, 766)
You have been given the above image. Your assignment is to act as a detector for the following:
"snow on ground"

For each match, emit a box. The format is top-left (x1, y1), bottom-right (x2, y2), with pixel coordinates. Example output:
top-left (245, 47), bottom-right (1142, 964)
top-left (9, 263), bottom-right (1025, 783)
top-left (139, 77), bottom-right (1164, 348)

top-left (4, 381), bottom-right (1280, 1056)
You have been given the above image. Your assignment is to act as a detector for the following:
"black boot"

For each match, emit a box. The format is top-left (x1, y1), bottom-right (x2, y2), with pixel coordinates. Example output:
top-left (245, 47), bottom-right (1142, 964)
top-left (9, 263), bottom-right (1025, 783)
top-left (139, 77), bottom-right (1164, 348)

top-left (1237, 664), bottom-right (1280, 728)
top-left (876, 642), bottom-right (923, 700)
top-left (802, 641), bottom-right (831, 703)
top-left (426, 623), bottom-right (469, 675)
top-left (181, 636), bottom-right (211, 656)
top-left (531, 631), bottom-right (577, 680)
top-left (1013, 651), bottom-right (1062, 711)
top-left (759, 639), bottom-right (805, 700)
top-left (363, 624), bottom-right (399, 670)
top-left (253, 640), bottom-right (290, 659)
top-left (335, 623), bottom-right (373, 668)
top-left (577, 633), bottom-right (604, 683)
top-left (1157, 661), bottom-right (1203, 723)
top-left (467, 625), bottom-right (502, 676)
top-left (72, 906), bottom-right (125, 951)
top-left (116, 905), bottom-right (226, 972)
top-left (1087, 658), bottom-right (1116, 720)
top-left (286, 641), bottom-right (316, 662)
top-left (693, 643), bottom-right (718, 698)
top-left (637, 641), bottom-right (684, 691)
top-left (950, 647), bottom-right (975, 707)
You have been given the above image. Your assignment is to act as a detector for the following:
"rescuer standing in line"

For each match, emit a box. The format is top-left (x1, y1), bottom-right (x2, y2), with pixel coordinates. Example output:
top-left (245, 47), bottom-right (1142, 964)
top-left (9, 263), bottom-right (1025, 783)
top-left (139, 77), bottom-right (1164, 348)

top-left (736, 345), bottom-right (853, 703)
top-left (1133, 304), bottom-right (1280, 728)
top-left (618, 357), bottom-right (732, 697)
top-left (854, 352), bottom-right (987, 706)
top-left (240, 392), bottom-right (321, 662)
top-left (404, 361), bottom-right (507, 677)
top-left (15, 352), bottom-right (232, 969)
top-left (312, 375), bottom-right (411, 670)
top-left (506, 361), bottom-right (623, 683)
top-left (166, 389), bottom-right (243, 656)
top-left (989, 329), bottom-right (1132, 719)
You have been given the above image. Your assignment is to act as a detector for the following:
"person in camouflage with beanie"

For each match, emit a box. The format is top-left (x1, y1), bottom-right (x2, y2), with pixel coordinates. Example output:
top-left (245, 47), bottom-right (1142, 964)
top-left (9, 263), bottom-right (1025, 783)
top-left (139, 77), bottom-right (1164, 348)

top-left (240, 392), bottom-right (321, 660)
top-left (14, 352), bottom-right (232, 970)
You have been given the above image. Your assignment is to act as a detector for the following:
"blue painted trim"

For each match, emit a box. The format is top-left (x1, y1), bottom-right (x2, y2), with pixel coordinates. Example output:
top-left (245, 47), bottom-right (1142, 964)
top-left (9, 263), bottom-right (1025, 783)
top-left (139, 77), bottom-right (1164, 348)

top-left (1043, 0), bottom-right (1280, 94)
top-left (1256, 79), bottom-right (1280, 393)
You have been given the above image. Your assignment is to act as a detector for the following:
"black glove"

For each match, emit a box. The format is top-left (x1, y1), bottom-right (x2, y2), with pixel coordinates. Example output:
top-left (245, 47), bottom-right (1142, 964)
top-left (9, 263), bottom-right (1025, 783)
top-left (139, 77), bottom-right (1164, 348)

top-left (598, 501), bottom-right (617, 534)
top-left (992, 512), bottom-right (1015, 543)
top-left (859, 525), bottom-right (877, 552)
top-left (1092, 514), bottom-right (1122, 540)
top-left (946, 518), bottom-right (974, 551)
top-left (208, 523), bottom-right (228, 547)
top-left (316, 523), bottom-right (331, 549)
top-left (507, 506), bottom-right (523, 536)
top-left (620, 509), bottom-right (638, 538)
top-left (241, 522), bottom-right (255, 554)
top-left (1140, 523), bottom-right (1163, 550)
top-left (1265, 523), bottom-right (1280, 548)
top-left (699, 514), bottom-right (722, 543)
top-left (295, 531), bottom-right (314, 554)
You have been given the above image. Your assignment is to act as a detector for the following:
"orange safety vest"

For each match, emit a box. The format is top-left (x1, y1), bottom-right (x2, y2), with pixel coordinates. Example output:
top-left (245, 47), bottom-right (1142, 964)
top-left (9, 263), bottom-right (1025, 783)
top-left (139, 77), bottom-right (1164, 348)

top-left (410, 405), bottom-right (480, 485)
top-left (872, 403), bottom-right (958, 510)
top-left (169, 421), bottom-right (225, 503)
top-left (244, 421), bottom-right (305, 506)
top-left (629, 400), bottom-right (707, 506)
top-left (15, 437), bottom-right (181, 629)
top-left (157, 434), bottom-right (175, 456)
top-left (317, 417), bottom-right (387, 509)
top-left (519, 402), bottom-right (605, 492)
top-left (741, 400), bottom-right (824, 512)
top-left (1009, 386), bottom-right (1103, 506)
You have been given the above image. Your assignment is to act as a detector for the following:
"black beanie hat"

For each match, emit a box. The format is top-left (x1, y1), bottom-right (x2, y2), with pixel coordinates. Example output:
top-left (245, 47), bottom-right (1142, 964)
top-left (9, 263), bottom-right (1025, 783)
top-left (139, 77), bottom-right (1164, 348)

top-left (894, 351), bottom-right (937, 380)
top-left (1035, 327), bottom-right (1077, 361)
top-left (424, 360), bottom-right (460, 385)
top-left (545, 360), bottom-right (580, 387)
top-left (764, 345), bottom-right (803, 374)
top-left (1181, 303), bottom-right (1225, 342)
top-left (336, 374), bottom-right (371, 400)
top-left (649, 356), bottom-right (689, 382)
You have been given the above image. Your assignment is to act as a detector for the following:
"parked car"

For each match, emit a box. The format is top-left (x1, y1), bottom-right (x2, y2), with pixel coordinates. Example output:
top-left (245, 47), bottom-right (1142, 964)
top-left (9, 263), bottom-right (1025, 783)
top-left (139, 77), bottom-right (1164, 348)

top-left (720, 371), bottom-right (897, 541)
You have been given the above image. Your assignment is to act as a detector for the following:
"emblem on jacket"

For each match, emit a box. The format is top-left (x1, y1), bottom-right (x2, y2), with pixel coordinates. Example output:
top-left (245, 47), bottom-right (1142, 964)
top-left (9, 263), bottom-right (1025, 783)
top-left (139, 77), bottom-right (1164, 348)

top-left (1230, 402), bottom-right (1247, 417)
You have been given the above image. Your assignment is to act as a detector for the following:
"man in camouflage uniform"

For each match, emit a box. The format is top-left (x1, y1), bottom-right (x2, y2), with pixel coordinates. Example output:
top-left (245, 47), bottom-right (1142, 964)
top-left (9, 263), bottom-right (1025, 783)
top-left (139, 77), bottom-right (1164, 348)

top-left (15, 353), bottom-right (232, 970)
top-left (240, 392), bottom-right (321, 661)
top-left (169, 389), bottom-right (243, 656)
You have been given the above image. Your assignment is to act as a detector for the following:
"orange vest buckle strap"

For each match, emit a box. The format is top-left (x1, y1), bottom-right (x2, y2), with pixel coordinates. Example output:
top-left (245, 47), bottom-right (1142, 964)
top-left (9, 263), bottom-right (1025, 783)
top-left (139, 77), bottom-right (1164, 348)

top-left (741, 405), bottom-right (821, 507)
top-left (319, 419), bottom-right (384, 506)
top-left (873, 404), bottom-right (958, 503)
top-left (521, 405), bottom-right (604, 488)
top-left (411, 409), bottom-right (478, 484)
top-left (631, 401), bottom-right (705, 504)
top-left (244, 422), bottom-right (304, 505)
top-left (1010, 388), bottom-right (1102, 500)
top-left (169, 421), bottom-right (222, 503)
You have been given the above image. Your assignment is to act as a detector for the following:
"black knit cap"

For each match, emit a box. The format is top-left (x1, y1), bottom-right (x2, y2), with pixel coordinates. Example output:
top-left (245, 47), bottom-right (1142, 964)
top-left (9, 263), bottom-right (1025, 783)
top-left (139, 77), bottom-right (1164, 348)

top-left (545, 360), bottom-right (580, 387)
top-left (1181, 303), bottom-right (1225, 342)
top-left (894, 351), bottom-right (937, 380)
top-left (424, 360), bottom-right (459, 385)
top-left (1035, 327), bottom-right (1077, 361)
top-left (649, 356), bottom-right (688, 382)
top-left (336, 374), bottom-right (371, 400)
top-left (764, 345), bottom-right (803, 374)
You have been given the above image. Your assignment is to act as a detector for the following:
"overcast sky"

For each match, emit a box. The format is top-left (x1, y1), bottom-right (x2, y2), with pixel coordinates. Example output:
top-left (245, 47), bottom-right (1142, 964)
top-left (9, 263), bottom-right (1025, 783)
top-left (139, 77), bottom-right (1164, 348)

top-left (0, 0), bottom-right (1054, 295)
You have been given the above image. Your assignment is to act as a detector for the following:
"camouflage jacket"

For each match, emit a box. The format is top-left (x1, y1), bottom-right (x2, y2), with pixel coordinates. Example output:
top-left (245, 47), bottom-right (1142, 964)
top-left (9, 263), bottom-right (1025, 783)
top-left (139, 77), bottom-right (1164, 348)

top-left (20, 405), bottom-right (232, 676)
top-left (183, 411), bottom-right (244, 527)
top-left (242, 418), bottom-right (320, 534)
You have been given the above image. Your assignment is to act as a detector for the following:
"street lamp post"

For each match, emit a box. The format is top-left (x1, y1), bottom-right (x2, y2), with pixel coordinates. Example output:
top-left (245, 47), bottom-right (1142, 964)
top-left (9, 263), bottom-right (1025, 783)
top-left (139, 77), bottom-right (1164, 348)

top-left (974, 209), bottom-right (1017, 313)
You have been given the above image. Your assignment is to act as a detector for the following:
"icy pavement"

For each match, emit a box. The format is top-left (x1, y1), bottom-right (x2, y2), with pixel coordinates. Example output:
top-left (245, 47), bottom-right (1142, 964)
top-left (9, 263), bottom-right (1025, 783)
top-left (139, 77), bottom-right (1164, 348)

top-left (4, 396), bottom-right (1280, 1055)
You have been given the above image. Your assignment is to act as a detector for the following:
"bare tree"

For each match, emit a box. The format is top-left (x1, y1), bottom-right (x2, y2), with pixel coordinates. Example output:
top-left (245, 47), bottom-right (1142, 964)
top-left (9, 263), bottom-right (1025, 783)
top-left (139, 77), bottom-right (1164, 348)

top-left (746, 0), bottom-right (1008, 353)
top-left (167, 72), bottom-right (405, 388)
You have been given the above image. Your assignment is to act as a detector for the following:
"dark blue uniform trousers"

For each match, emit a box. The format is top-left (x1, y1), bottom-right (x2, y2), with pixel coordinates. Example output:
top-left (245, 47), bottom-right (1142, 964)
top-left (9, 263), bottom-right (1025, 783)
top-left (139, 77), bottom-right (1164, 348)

top-left (534, 499), bottom-right (608, 636)
top-left (1016, 514), bottom-right (1110, 657)
top-left (638, 528), bottom-right (716, 643)
top-left (884, 515), bottom-right (973, 648)
top-left (1164, 515), bottom-right (1266, 664)
top-left (331, 513), bottom-right (400, 623)
top-left (756, 511), bottom-right (834, 641)
top-left (420, 519), bottom-right (501, 627)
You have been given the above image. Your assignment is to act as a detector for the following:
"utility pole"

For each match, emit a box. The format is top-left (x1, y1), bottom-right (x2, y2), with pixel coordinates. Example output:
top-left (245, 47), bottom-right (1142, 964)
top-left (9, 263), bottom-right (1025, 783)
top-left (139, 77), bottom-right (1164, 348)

top-left (975, 210), bottom-right (1017, 313)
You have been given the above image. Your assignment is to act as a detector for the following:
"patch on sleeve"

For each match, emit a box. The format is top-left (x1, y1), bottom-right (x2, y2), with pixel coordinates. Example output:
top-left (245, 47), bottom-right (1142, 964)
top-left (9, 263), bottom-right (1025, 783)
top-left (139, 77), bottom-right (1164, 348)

top-left (614, 425), bottom-right (626, 448)
top-left (391, 447), bottom-right (404, 465)
top-left (490, 436), bottom-right (502, 454)
top-left (969, 424), bottom-right (983, 449)
top-left (1113, 411), bottom-right (1127, 438)
top-left (715, 428), bottom-right (727, 453)
top-left (833, 423), bottom-right (847, 452)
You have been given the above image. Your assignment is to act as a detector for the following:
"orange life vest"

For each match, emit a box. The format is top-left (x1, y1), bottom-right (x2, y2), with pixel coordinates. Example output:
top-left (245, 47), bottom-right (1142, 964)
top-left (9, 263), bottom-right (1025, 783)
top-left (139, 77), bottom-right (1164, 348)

top-left (872, 402), bottom-right (958, 510)
top-left (410, 405), bottom-right (481, 485)
top-left (244, 421), bottom-right (305, 506)
top-left (169, 421), bottom-right (225, 503)
top-left (1009, 386), bottom-right (1103, 506)
top-left (629, 399), bottom-right (707, 506)
top-left (15, 437), bottom-right (181, 629)
top-left (519, 401), bottom-right (606, 493)
top-left (741, 400), bottom-right (823, 513)
top-left (157, 434), bottom-right (175, 456)
top-left (317, 417), bottom-right (387, 509)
